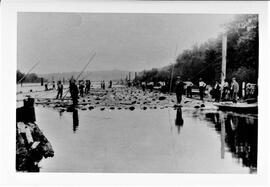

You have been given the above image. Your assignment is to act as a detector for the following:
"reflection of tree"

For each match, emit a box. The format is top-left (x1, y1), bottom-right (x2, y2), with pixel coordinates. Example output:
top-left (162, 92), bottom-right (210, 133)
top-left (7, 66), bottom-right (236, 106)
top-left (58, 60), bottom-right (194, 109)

top-left (175, 108), bottom-right (184, 134)
top-left (205, 112), bottom-right (257, 172)
top-left (73, 109), bottom-right (79, 133)
top-left (225, 114), bottom-right (257, 172)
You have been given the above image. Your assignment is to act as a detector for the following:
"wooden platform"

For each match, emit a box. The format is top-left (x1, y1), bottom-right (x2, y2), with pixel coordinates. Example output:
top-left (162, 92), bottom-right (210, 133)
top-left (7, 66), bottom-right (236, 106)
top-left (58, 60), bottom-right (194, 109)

top-left (214, 102), bottom-right (258, 114)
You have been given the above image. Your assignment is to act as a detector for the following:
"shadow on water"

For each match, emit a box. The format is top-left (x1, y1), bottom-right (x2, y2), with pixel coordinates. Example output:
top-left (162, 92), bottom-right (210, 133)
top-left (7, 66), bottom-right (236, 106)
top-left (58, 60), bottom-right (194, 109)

top-left (175, 108), bottom-right (184, 134)
top-left (73, 109), bottom-right (79, 133)
top-left (205, 112), bottom-right (258, 173)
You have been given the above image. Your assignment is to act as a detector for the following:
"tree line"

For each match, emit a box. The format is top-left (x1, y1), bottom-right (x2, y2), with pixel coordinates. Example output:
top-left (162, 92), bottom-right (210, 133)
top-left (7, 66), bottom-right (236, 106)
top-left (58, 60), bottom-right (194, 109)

top-left (135, 15), bottom-right (258, 90)
top-left (17, 70), bottom-right (44, 83)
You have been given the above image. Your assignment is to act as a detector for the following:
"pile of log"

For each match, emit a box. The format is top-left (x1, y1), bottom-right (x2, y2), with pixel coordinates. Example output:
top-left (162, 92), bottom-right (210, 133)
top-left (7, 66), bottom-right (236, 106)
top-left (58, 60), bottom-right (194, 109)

top-left (16, 97), bottom-right (54, 172)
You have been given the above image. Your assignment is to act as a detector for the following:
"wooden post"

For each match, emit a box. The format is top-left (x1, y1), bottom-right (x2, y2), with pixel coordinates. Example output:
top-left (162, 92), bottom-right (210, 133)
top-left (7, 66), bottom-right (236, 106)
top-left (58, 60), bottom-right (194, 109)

top-left (221, 34), bottom-right (227, 86)
top-left (242, 82), bottom-right (246, 98)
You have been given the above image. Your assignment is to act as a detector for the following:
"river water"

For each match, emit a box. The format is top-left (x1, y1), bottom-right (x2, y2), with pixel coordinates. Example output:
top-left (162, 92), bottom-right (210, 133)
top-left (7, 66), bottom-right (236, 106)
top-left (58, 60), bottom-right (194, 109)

top-left (35, 106), bottom-right (257, 173)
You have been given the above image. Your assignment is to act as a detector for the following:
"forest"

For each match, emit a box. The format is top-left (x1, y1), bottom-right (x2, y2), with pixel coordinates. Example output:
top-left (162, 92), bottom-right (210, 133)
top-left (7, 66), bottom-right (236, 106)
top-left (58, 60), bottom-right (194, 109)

top-left (135, 15), bottom-right (258, 89)
top-left (17, 70), bottom-right (44, 83)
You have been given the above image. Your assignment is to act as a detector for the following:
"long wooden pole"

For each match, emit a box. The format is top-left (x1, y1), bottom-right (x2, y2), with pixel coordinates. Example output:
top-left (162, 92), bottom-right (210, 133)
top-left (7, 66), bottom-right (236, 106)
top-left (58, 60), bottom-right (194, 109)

top-left (62, 52), bottom-right (96, 99)
top-left (169, 45), bottom-right (178, 94)
top-left (75, 52), bottom-right (96, 81)
top-left (221, 34), bottom-right (227, 85)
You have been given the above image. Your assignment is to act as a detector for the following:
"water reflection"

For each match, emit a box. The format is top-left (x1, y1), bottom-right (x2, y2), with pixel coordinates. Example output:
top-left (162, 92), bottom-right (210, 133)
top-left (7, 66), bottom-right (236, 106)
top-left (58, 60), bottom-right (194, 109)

top-left (175, 108), bottom-right (184, 134)
top-left (73, 109), bottom-right (79, 133)
top-left (205, 112), bottom-right (258, 173)
top-left (59, 110), bottom-right (63, 118)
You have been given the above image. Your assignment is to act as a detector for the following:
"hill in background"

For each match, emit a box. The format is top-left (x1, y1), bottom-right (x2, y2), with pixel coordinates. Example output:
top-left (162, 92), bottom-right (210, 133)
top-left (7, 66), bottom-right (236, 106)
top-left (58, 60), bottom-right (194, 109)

top-left (39, 69), bottom-right (136, 82)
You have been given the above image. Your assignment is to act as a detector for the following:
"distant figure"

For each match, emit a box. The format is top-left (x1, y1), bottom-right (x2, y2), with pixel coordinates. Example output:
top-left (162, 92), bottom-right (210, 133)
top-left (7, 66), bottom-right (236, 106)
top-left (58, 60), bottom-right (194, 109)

top-left (109, 80), bottom-right (112, 88)
top-left (56, 81), bottom-right (63, 99)
top-left (221, 80), bottom-right (229, 100)
top-left (70, 80), bottom-right (78, 107)
top-left (175, 76), bottom-right (185, 104)
top-left (85, 80), bottom-right (91, 94)
top-left (141, 82), bottom-right (146, 92)
top-left (199, 78), bottom-right (206, 101)
top-left (101, 80), bottom-right (105, 90)
top-left (186, 79), bottom-right (193, 98)
top-left (231, 77), bottom-right (239, 103)
top-left (44, 83), bottom-right (48, 91)
top-left (52, 81), bottom-right (55, 90)
top-left (79, 81), bottom-right (85, 97)
top-left (148, 82), bottom-right (154, 92)
top-left (175, 107), bottom-right (184, 134)
top-left (41, 78), bottom-right (44, 86)
top-left (213, 81), bottom-right (221, 102)
top-left (127, 81), bottom-right (131, 87)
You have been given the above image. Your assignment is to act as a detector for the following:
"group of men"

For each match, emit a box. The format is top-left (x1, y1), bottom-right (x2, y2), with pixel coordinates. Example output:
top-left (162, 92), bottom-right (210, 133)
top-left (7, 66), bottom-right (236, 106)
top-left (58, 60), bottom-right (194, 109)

top-left (69, 79), bottom-right (114, 107)
top-left (56, 75), bottom-right (242, 108)
top-left (174, 76), bottom-right (240, 105)
top-left (100, 80), bottom-right (113, 89)
top-left (54, 79), bottom-right (92, 105)
top-left (70, 79), bottom-right (92, 104)
top-left (78, 80), bottom-right (91, 97)
top-left (44, 81), bottom-right (57, 91)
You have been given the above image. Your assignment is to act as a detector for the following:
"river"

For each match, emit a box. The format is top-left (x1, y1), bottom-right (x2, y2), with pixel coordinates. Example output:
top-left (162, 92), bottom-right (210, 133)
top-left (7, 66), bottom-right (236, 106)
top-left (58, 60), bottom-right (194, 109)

top-left (35, 105), bottom-right (257, 173)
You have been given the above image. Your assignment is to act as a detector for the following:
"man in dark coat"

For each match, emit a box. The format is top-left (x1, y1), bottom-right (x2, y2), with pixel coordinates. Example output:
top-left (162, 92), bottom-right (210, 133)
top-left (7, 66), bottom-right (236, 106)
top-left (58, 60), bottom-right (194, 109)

top-left (199, 78), bottom-right (206, 101)
top-left (70, 80), bottom-right (78, 107)
top-left (175, 76), bottom-right (185, 104)
top-left (56, 81), bottom-right (63, 99)
top-left (85, 80), bottom-right (91, 94)
top-left (79, 81), bottom-right (85, 97)
top-left (213, 81), bottom-right (221, 102)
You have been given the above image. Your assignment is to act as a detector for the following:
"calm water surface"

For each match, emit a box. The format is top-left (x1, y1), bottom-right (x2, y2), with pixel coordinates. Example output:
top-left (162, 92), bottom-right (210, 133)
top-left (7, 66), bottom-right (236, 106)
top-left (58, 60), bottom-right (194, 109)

top-left (36, 106), bottom-right (257, 173)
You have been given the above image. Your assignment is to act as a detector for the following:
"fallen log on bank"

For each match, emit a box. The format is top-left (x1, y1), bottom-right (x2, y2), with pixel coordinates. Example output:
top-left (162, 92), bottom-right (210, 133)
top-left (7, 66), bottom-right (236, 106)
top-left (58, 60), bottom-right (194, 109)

top-left (16, 97), bottom-right (54, 172)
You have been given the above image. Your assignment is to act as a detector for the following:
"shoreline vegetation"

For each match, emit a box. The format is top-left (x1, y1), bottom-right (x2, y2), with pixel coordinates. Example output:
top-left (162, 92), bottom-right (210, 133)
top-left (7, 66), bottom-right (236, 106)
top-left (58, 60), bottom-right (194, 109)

top-left (134, 15), bottom-right (258, 90)
top-left (17, 70), bottom-right (45, 83)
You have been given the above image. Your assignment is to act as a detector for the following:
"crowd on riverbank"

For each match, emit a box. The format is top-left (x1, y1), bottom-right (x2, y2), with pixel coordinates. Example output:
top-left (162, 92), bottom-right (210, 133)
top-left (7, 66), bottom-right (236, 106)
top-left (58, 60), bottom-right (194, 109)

top-left (16, 75), bottom-right (258, 114)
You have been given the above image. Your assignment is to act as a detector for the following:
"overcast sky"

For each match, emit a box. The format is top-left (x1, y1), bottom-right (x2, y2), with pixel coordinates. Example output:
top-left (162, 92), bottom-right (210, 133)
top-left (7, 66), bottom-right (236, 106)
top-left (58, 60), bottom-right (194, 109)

top-left (17, 13), bottom-right (235, 74)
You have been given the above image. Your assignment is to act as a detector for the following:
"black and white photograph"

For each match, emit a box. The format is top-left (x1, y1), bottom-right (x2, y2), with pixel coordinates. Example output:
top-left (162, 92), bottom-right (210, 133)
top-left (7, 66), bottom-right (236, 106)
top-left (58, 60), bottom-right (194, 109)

top-left (1, 0), bottom-right (269, 186)
top-left (15, 12), bottom-right (259, 173)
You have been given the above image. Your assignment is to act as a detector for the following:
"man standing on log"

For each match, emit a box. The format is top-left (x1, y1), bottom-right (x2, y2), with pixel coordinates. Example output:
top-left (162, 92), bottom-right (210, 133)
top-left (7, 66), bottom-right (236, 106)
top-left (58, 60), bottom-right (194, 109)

top-left (70, 79), bottom-right (78, 107)
top-left (231, 77), bottom-right (239, 103)
top-left (199, 78), bottom-right (206, 101)
top-left (85, 80), bottom-right (91, 94)
top-left (109, 80), bottom-right (112, 88)
top-left (79, 81), bottom-right (85, 97)
top-left (186, 79), bottom-right (193, 98)
top-left (175, 76), bottom-right (185, 105)
top-left (56, 81), bottom-right (63, 99)
top-left (213, 81), bottom-right (221, 102)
